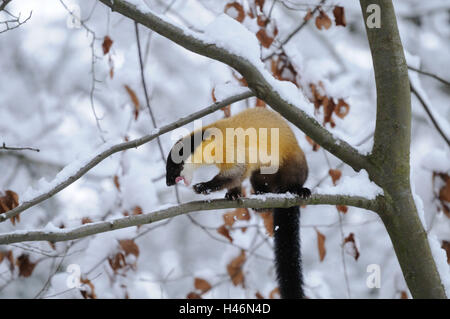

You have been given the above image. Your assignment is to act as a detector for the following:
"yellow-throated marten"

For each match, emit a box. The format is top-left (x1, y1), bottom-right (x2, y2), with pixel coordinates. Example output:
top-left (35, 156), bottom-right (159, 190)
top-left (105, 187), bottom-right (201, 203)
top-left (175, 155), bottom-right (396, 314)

top-left (166, 107), bottom-right (310, 298)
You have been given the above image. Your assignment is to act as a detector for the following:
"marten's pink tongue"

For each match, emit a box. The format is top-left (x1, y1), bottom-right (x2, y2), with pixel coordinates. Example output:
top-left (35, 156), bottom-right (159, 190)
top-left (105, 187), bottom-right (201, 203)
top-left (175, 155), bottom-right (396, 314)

top-left (175, 176), bottom-right (189, 186)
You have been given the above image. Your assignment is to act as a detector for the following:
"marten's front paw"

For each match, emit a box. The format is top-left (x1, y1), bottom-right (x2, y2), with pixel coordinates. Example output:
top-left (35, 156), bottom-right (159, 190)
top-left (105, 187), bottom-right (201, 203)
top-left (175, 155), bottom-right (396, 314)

top-left (297, 187), bottom-right (311, 199)
top-left (225, 189), bottom-right (241, 200)
top-left (193, 183), bottom-right (211, 195)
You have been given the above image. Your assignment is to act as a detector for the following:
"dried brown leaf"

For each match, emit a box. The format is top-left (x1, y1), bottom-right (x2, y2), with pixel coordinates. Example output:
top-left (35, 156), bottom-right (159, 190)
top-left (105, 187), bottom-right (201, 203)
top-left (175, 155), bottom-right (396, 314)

top-left (329, 169), bottom-right (342, 185)
top-left (315, 10), bottom-right (332, 30)
top-left (227, 250), bottom-right (246, 286)
top-left (102, 35), bottom-right (113, 55)
top-left (16, 254), bottom-right (36, 277)
top-left (224, 2), bottom-right (245, 22)
top-left (343, 233), bottom-right (360, 260)
top-left (124, 85), bottom-right (140, 120)
top-left (332, 6), bottom-right (346, 27)
top-left (187, 292), bottom-right (202, 299)
top-left (119, 239), bottom-right (140, 257)
top-left (217, 225), bottom-right (233, 242)
top-left (194, 277), bottom-right (212, 293)
top-left (316, 229), bottom-right (326, 262)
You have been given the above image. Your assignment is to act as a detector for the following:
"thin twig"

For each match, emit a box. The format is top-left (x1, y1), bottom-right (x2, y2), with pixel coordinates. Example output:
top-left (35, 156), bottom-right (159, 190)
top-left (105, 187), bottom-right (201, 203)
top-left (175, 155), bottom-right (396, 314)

top-left (408, 65), bottom-right (450, 87)
top-left (410, 80), bottom-right (450, 147)
top-left (263, 0), bottom-right (326, 61)
top-left (0, 143), bottom-right (40, 152)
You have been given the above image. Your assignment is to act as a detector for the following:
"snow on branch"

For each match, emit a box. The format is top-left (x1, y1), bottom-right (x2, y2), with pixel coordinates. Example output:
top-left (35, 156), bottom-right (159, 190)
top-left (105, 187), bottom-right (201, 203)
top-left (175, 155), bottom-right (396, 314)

top-left (98, 0), bottom-right (370, 173)
top-left (0, 91), bottom-right (254, 224)
top-left (0, 194), bottom-right (383, 245)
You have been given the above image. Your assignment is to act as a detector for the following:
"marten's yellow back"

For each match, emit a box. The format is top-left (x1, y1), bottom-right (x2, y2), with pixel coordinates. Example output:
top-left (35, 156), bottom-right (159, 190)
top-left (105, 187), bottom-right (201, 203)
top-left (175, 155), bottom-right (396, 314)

top-left (190, 108), bottom-right (305, 175)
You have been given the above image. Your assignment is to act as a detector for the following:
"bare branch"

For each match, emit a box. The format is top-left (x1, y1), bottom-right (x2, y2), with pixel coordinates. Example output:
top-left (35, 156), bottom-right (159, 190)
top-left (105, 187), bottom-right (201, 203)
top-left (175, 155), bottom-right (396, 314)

top-left (0, 91), bottom-right (254, 224)
top-left (408, 65), bottom-right (450, 87)
top-left (0, 194), bottom-right (383, 245)
top-left (264, 0), bottom-right (326, 61)
top-left (410, 81), bottom-right (450, 147)
top-left (0, 10), bottom-right (32, 34)
top-left (0, 143), bottom-right (40, 152)
top-left (98, 0), bottom-right (369, 174)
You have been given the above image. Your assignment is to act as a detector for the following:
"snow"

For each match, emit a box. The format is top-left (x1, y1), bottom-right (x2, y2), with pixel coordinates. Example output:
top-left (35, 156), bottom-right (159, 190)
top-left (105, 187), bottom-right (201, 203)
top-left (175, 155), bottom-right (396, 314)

top-left (421, 149), bottom-right (450, 173)
top-left (213, 82), bottom-right (250, 101)
top-left (315, 170), bottom-right (383, 200)
top-left (21, 141), bottom-right (115, 202)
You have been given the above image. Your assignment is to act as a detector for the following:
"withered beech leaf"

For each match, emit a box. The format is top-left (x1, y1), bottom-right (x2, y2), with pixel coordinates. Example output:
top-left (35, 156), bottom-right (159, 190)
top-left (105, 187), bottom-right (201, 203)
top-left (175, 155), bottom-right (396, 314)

top-left (255, 98), bottom-right (265, 107)
top-left (124, 85), bottom-right (140, 120)
top-left (316, 229), bottom-right (326, 262)
top-left (16, 254), bottom-right (37, 277)
top-left (119, 239), bottom-right (140, 257)
top-left (187, 292), bottom-right (202, 299)
top-left (305, 136), bottom-right (320, 151)
top-left (335, 99), bottom-right (350, 118)
top-left (113, 175), bottom-right (121, 191)
top-left (256, 28), bottom-right (274, 48)
top-left (255, 0), bottom-right (265, 10)
top-left (81, 217), bottom-right (93, 224)
top-left (332, 6), bottom-right (346, 27)
top-left (441, 240), bottom-right (450, 264)
top-left (304, 9), bottom-right (313, 22)
top-left (132, 206), bottom-right (143, 215)
top-left (223, 211), bottom-right (237, 227)
top-left (217, 225), bottom-right (233, 242)
top-left (269, 287), bottom-right (280, 299)
top-left (259, 211), bottom-right (274, 236)
top-left (315, 10), bottom-right (332, 30)
top-left (255, 291), bottom-right (264, 299)
top-left (224, 2), bottom-right (245, 22)
top-left (194, 277), bottom-right (212, 293)
top-left (235, 208), bottom-right (250, 221)
top-left (329, 169), bottom-right (342, 185)
top-left (343, 233), bottom-right (360, 261)
top-left (438, 174), bottom-right (450, 202)
top-left (227, 250), bottom-right (246, 286)
top-left (336, 205), bottom-right (348, 214)
top-left (80, 277), bottom-right (97, 299)
top-left (102, 35), bottom-right (113, 55)
top-left (0, 190), bottom-right (19, 214)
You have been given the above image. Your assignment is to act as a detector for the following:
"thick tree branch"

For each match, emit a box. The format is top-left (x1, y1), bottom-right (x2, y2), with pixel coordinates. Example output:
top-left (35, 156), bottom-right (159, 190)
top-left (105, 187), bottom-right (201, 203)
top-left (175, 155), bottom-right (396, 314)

top-left (97, 0), bottom-right (369, 174)
top-left (0, 194), bottom-right (383, 245)
top-left (0, 91), bottom-right (254, 223)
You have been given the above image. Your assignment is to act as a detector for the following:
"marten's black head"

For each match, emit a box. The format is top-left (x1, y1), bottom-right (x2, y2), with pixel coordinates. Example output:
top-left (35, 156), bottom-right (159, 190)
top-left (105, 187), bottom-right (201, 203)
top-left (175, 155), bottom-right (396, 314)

top-left (166, 139), bottom-right (186, 186)
top-left (166, 130), bottom-right (205, 187)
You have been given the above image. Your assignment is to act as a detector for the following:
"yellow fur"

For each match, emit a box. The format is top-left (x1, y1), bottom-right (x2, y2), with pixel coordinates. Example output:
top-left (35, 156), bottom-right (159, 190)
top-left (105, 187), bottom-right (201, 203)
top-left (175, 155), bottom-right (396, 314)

top-left (188, 108), bottom-right (306, 178)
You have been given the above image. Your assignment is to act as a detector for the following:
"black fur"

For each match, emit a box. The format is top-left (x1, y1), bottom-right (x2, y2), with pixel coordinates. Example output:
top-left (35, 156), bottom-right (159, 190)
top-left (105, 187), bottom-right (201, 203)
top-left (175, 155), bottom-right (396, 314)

top-left (250, 166), bottom-right (309, 299)
top-left (273, 205), bottom-right (303, 299)
top-left (166, 130), bottom-right (205, 186)
top-left (193, 176), bottom-right (235, 194)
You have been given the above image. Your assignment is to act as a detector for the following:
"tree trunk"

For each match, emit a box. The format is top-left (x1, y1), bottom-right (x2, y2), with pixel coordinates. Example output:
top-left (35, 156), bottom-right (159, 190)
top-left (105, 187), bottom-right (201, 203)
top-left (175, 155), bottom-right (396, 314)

top-left (360, 0), bottom-right (446, 299)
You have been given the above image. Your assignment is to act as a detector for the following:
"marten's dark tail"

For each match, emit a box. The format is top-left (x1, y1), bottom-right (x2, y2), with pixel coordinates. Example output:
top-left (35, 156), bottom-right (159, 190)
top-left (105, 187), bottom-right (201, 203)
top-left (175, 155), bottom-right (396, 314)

top-left (273, 206), bottom-right (303, 299)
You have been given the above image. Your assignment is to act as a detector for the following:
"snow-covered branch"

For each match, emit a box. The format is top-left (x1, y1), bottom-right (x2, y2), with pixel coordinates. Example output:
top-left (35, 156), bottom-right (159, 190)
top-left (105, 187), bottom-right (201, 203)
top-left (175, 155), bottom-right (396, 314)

top-left (98, 0), bottom-right (369, 174)
top-left (0, 91), bottom-right (254, 224)
top-left (0, 194), bottom-right (383, 245)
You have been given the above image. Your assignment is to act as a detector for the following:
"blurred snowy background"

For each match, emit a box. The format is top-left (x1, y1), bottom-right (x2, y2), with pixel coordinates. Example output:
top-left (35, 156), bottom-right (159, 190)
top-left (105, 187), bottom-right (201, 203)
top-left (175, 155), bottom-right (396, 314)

top-left (0, 0), bottom-right (449, 298)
